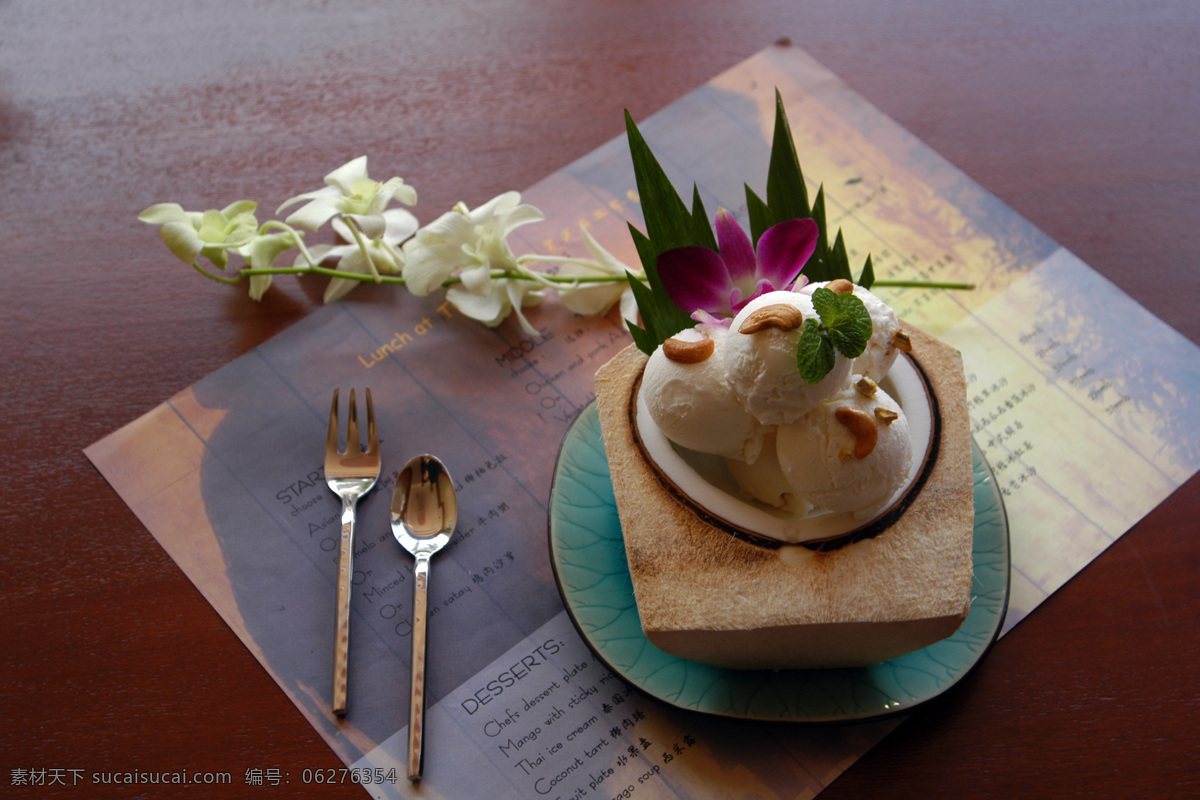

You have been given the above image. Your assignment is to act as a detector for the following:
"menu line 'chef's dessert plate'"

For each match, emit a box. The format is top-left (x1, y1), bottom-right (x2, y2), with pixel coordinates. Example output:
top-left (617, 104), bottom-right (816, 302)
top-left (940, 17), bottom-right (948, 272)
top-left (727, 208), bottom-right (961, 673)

top-left (548, 401), bottom-right (1009, 723)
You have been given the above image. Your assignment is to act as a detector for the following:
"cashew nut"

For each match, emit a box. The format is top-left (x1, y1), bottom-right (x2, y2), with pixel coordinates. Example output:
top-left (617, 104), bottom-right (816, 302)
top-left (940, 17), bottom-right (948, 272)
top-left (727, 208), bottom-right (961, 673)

top-left (662, 336), bottom-right (715, 364)
top-left (855, 376), bottom-right (878, 398)
top-left (834, 406), bottom-right (879, 458)
top-left (874, 407), bottom-right (899, 425)
top-left (738, 303), bottom-right (805, 335)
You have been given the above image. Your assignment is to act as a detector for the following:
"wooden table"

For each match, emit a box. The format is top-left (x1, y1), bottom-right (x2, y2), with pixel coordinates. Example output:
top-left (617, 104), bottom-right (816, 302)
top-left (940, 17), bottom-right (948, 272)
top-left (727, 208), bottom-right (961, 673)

top-left (3, 1), bottom-right (1197, 797)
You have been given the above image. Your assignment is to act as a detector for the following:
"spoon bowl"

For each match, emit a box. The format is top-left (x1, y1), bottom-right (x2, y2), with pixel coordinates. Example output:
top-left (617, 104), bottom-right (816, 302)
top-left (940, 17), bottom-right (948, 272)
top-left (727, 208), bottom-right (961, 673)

top-left (391, 455), bottom-right (457, 556)
top-left (391, 454), bottom-right (458, 782)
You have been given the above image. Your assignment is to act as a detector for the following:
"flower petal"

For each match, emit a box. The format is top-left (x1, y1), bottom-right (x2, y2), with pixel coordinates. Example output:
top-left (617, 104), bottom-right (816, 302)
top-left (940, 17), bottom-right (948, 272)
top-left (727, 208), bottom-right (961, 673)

top-left (715, 208), bottom-right (756, 284)
top-left (220, 199), bottom-right (258, 219)
top-left (276, 185), bottom-right (339, 215)
top-left (731, 277), bottom-right (777, 313)
top-left (283, 194), bottom-right (343, 231)
top-left (754, 217), bottom-right (818, 290)
top-left (345, 212), bottom-right (386, 241)
top-left (419, 208), bottom-right (476, 248)
top-left (459, 262), bottom-right (493, 296)
top-left (324, 156), bottom-right (370, 194)
top-left (469, 191), bottom-right (519, 225)
top-left (382, 208), bottom-right (418, 243)
top-left (138, 203), bottom-right (190, 225)
top-left (579, 226), bottom-right (637, 276)
top-left (499, 203), bottom-right (545, 235)
top-left (446, 284), bottom-right (507, 325)
top-left (401, 242), bottom-right (466, 295)
top-left (160, 221), bottom-right (205, 264)
top-left (657, 246), bottom-right (735, 317)
top-left (248, 273), bottom-right (273, 301)
top-left (323, 249), bottom-right (371, 303)
top-left (201, 244), bottom-right (229, 270)
top-left (237, 232), bottom-right (295, 271)
top-left (298, 243), bottom-right (342, 265)
top-left (559, 281), bottom-right (624, 316)
top-left (368, 176), bottom-right (417, 214)
top-left (618, 288), bottom-right (640, 329)
top-left (392, 182), bottom-right (417, 207)
top-left (506, 280), bottom-right (544, 337)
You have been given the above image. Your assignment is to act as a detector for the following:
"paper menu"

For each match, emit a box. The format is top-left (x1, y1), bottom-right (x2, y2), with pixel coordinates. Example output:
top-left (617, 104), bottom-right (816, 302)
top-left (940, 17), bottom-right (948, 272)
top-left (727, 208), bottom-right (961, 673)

top-left (85, 43), bottom-right (1200, 799)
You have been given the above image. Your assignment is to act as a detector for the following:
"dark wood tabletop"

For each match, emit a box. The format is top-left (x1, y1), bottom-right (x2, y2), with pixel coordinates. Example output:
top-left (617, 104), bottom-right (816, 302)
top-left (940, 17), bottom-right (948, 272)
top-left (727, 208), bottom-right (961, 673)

top-left (4, 1), bottom-right (1197, 797)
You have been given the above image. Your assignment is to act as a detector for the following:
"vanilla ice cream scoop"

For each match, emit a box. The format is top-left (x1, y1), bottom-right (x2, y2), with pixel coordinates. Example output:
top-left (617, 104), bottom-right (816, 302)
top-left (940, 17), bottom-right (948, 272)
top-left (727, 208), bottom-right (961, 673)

top-left (641, 325), bottom-right (765, 463)
top-left (724, 290), bottom-right (851, 425)
top-left (776, 379), bottom-right (911, 514)
top-left (725, 433), bottom-right (812, 516)
top-left (801, 281), bottom-right (901, 382)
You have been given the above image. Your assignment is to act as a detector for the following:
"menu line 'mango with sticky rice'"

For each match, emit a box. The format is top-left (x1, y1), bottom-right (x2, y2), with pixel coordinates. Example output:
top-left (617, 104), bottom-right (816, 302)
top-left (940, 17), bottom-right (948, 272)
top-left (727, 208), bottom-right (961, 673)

top-left (594, 94), bottom-right (974, 670)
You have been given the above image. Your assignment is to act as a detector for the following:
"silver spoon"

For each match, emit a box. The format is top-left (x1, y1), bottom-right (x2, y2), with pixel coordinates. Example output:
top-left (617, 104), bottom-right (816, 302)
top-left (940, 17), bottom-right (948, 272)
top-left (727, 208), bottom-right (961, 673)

top-left (390, 454), bottom-right (458, 782)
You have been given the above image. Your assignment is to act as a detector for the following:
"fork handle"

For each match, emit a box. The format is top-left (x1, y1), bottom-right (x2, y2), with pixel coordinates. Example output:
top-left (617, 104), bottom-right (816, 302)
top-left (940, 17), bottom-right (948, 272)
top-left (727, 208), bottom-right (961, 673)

top-left (332, 499), bottom-right (357, 716)
top-left (407, 552), bottom-right (432, 781)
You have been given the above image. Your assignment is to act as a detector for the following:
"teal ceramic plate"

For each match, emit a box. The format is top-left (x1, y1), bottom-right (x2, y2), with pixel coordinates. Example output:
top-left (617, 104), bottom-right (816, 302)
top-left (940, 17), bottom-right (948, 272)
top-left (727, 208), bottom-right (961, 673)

top-left (548, 401), bottom-right (1010, 722)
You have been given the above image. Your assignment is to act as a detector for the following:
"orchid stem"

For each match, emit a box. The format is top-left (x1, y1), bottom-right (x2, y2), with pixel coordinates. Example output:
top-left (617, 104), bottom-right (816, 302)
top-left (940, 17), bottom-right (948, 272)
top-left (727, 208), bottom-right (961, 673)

top-left (872, 279), bottom-right (977, 290)
top-left (517, 254), bottom-right (609, 270)
top-left (192, 262), bottom-right (244, 285)
top-left (342, 217), bottom-right (381, 281)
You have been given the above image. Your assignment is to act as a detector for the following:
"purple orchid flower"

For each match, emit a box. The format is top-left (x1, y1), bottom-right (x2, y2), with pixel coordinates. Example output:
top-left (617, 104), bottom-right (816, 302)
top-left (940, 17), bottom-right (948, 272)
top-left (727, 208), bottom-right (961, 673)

top-left (658, 208), bottom-right (819, 319)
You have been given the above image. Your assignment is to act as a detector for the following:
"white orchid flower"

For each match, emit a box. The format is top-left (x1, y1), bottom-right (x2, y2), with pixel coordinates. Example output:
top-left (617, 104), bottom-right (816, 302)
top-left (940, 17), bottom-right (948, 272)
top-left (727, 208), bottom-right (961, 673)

top-left (299, 208), bottom-right (418, 303)
top-left (402, 191), bottom-right (544, 297)
top-left (276, 156), bottom-right (416, 239)
top-left (138, 201), bottom-right (259, 271)
top-left (236, 230), bottom-right (301, 301)
top-left (446, 274), bottom-right (545, 336)
top-left (556, 226), bottom-right (643, 328)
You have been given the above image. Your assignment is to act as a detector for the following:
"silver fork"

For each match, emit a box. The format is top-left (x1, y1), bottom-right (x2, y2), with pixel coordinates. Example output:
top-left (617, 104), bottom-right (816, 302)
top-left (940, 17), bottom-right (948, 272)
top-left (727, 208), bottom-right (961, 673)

top-left (324, 387), bottom-right (381, 716)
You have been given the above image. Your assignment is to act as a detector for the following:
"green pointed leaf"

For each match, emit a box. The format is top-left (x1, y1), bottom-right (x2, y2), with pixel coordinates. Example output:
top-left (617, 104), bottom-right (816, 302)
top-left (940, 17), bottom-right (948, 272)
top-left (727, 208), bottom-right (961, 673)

top-left (689, 186), bottom-right (717, 250)
top-left (765, 90), bottom-right (811, 222)
top-left (796, 318), bottom-right (836, 384)
top-left (829, 229), bottom-right (853, 282)
top-left (858, 253), bottom-right (876, 290)
top-left (629, 224), bottom-right (656, 276)
top-left (624, 271), bottom-right (658, 353)
top-left (630, 225), bottom-right (691, 330)
top-left (625, 110), bottom-right (693, 253)
top-left (626, 318), bottom-right (656, 355)
top-left (623, 114), bottom-right (705, 353)
top-left (811, 186), bottom-right (830, 276)
top-left (745, 185), bottom-right (774, 247)
top-left (626, 225), bottom-right (692, 354)
top-left (811, 186), bottom-right (828, 243)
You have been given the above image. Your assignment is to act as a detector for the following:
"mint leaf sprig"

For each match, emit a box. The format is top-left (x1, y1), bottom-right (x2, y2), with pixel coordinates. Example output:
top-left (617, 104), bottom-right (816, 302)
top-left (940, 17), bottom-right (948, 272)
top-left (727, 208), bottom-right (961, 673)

top-left (796, 287), bottom-right (872, 384)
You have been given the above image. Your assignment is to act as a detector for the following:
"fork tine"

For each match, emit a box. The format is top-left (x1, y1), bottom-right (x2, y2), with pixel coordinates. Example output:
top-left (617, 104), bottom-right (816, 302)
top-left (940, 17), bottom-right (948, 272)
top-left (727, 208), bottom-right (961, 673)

top-left (346, 388), bottom-right (359, 455)
top-left (323, 385), bottom-right (381, 717)
top-left (326, 388), bottom-right (340, 458)
top-left (365, 387), bottom-right (378, 456)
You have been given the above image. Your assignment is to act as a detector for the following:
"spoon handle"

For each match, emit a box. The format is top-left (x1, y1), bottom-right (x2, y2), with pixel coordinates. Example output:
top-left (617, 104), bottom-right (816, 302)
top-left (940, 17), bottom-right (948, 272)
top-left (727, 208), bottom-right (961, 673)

top-left (407, 552), bottom-right (431, 781)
